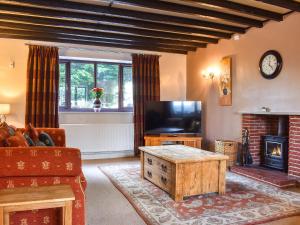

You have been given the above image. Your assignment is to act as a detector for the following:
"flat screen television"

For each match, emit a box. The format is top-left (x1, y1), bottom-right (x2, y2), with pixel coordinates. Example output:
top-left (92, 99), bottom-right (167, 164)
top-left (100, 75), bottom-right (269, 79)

top-left (144, 101), bottom-right (202, 135)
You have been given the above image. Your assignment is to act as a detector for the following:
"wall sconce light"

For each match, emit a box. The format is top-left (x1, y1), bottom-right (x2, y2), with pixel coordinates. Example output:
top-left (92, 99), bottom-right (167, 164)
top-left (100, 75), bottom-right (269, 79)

top-left (0, 104), bottom-right (11, 123)
top-left (202, 67), bottom-right (220, 80)
top-left (9, 60), bottom-right (15, 69)
top-left (233, 34), bottom-right (240, 41)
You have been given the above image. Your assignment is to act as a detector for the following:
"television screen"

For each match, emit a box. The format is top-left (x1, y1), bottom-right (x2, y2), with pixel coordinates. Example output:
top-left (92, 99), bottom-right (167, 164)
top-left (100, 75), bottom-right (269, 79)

top-left (144, 101), bottom-right (202, 135)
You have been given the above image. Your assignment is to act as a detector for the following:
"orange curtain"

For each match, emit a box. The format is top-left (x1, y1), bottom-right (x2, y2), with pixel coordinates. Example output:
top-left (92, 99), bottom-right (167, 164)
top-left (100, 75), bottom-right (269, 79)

top-left (132, 54), bottom-right (160, 155)
top-left (25, 45), bottom-right (59, 128)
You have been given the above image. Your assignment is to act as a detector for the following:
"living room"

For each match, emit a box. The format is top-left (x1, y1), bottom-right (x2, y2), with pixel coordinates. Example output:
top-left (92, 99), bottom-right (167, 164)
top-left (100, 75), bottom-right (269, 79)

top-left (0, 1), bottom-right (300, 225)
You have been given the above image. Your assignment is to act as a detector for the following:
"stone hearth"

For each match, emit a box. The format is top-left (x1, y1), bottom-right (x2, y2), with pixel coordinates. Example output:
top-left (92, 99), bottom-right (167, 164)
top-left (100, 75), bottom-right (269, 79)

top-left (231, 166), bottom-right (297, 188)
top-left (242, 114), bottom-right (300, 178)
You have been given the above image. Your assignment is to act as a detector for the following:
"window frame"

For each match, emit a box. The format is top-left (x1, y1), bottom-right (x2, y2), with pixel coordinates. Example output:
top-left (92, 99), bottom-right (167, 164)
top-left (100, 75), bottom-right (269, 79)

top-left (59, 59), bottom-right (133, 112)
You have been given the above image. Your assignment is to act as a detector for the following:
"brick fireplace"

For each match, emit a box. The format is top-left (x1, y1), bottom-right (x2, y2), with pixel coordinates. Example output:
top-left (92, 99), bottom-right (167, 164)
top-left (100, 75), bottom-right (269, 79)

top-left (242, 114), bottom-right (300, 178)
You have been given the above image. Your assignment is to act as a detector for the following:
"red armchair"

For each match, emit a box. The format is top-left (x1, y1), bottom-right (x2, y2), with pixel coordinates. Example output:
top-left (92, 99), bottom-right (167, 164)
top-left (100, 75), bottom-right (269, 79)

top-left (0, 128), bottom-right (86, 225)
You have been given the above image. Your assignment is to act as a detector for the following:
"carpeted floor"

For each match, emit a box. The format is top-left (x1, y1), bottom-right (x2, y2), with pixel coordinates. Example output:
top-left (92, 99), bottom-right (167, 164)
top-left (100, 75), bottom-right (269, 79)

top-left (83, 157), bottom-right (300, 225)
top-left (83, 158), bottom-right (145, 225)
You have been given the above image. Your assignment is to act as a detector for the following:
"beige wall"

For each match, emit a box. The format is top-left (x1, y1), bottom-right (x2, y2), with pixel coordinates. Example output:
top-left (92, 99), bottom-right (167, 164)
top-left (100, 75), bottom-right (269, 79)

top-left (0, 38), bottom-right (186, 126)
top-left (187, 12), bottom-right (300, 149)
top-left (160, 53), bottom-right (186, 100)
top-left (0, 39), bottom-right (28, 127)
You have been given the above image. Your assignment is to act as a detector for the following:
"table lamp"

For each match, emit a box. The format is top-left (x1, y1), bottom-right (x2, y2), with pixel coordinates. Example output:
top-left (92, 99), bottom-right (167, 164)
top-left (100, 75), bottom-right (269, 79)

top-left (0, 104), bottom-right (11, 123)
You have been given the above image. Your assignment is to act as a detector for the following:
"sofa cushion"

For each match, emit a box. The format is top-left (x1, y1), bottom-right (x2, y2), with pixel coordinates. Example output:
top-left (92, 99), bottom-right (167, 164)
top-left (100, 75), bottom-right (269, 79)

top-left (23, 130), bottom-right (53, 147)
top-left (0, 122), bottom-right (17, 146)
top-left (23, 133), bottom-right (35, 146)
top-left (24, 123), bottom-right (39, 142)
top-left (39, 131), bottom-right (55, 146)
top-left (5, 131), bottom-right (29, 147)
top-left (0, 127), bottom-right (9, 147)
top-left (7, 125), bottom-right (16, 136)
top-left (1, 122), bottom-right (17, 135)
top-left (17, 128), bottom-right (66, 147)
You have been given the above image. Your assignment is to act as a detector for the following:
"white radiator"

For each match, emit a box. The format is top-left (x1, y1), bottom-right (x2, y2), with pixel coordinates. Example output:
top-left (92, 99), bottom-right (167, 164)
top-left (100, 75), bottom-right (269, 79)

top-left (60, 123), bottom-right (134, 157)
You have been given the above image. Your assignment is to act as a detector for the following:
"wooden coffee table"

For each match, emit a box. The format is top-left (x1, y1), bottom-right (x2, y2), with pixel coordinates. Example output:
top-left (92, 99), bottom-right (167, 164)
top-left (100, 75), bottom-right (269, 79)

top-left (139, 145), bottom-right (229, 201)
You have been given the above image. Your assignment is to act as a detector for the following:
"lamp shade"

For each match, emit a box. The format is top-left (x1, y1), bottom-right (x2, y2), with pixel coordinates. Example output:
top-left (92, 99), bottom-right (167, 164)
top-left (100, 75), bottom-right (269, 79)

top-left (0, 104), bottom-right (10, 115)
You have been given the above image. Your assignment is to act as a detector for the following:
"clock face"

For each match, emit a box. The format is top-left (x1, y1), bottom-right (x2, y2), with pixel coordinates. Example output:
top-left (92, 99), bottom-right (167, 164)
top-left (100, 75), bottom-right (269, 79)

top-left (259, 50), bottom-right (283, 79)
top-left (261, 54), bottom-right (277, 75)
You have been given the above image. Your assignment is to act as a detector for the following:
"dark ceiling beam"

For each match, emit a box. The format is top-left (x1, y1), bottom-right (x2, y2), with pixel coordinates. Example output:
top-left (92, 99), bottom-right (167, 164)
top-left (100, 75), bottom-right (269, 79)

top-left (0, 21), bottom-right (206, 48)
top-left (0, 3), bottom-right (231, 38)
top-left (0, 27), bottom-right (197, 52)
top-left (112, 0), bottom-right (264, 27)
top-left (185, 0), bottom-right (283, 21)
top-left (3, 0), bottom-right (246, 33)
top-left (257, 0), bottom-right (300, 12)
top-left (0, 13), bottom-right (219, 43)
top-left (0, 32), bottom-right (188, 55)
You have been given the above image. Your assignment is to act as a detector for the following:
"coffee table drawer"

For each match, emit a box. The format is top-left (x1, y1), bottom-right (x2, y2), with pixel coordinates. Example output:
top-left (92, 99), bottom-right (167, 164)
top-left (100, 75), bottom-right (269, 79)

top-left (144, 166), bottom-right (172, 192)
top-left (144, 153), bottom-right (172, 175)
top-left (144, 153), bottom-right (156, 167)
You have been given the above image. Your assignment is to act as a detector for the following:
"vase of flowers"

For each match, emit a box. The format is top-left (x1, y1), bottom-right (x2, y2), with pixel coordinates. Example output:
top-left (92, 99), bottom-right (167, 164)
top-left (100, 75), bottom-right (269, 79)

top-left (91, 87), bottom-right (104, 112)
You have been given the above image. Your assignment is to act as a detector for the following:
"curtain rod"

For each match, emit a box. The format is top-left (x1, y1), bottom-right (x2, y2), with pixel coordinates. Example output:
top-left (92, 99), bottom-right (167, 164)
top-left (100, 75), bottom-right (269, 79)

top-left (24, 42), bottom-right (162, 57)
top-left (131, 53), bottom-right (162, 57)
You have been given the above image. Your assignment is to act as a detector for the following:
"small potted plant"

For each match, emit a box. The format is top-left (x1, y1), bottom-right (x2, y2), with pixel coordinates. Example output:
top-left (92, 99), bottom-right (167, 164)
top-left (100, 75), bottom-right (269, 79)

top-left (91, 87), bottom-right (104, 112)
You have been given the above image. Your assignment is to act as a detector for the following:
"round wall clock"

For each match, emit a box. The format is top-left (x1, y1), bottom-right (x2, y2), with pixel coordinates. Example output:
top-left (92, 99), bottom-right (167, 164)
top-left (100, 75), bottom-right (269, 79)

top-left (259, 50), bottom-right (283, 79)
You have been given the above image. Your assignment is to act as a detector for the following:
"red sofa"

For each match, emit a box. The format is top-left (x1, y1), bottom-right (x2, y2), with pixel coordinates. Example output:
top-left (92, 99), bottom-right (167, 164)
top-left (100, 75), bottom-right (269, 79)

top-left (0, 128), bottom-right (86, 225)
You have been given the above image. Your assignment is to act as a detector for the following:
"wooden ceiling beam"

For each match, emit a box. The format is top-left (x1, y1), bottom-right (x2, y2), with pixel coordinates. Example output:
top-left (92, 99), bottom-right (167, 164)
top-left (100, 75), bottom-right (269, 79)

top-left (0, 32), bottom-right (188, 55)
top-left (0, 3), bottom-right (231, 38)
top-left (0, 21), bottom-right (206, 48)
top-left (257, 0), bottom-right (300, 12)
top-left (0, 13), bottom-right (218, 43)
top-left (0, 26), bottom-right (198, 52)
top-left (2, 0), bottom-right (246, 33)
top-left (112, 0), bottom-right (264, 27)
top-left (185, 0), bottom-right (283, 21)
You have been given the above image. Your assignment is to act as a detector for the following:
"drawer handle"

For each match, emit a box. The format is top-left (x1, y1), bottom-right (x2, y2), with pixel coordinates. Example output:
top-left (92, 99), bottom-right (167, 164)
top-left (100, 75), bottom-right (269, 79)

top-left (147, 158), bottom-right (152, 165)
top-left (161, 176), bottom-right (167, 185)
top-left (147, 171), bottom-right (152, 178)
top-left (161, 164), bottom-right (168, 172)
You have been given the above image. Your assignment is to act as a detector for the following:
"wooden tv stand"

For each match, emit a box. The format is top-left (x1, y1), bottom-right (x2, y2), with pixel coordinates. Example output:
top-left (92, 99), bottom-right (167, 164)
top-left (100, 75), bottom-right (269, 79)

top-left (144, 135), bottom-right (202, 148)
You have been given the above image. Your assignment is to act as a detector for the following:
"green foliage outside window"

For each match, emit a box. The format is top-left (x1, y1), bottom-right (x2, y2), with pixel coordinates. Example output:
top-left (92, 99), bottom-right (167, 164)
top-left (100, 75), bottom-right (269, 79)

top-left (71, 63), bottom-right (94, 108)
top-left (97, 64), bottom-right (119, 109)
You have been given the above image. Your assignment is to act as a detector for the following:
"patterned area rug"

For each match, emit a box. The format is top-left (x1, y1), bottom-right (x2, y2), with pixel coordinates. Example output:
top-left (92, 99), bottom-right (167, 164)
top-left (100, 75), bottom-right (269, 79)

top-left (99, 163), bottom-right (300, 225)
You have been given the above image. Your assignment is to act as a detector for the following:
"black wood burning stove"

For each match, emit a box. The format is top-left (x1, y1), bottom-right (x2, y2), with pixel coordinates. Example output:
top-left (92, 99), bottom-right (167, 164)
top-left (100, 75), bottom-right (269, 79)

top-left (261, 116), bottom-right (289, 172)
top-left (261, 135), bottom-right (288, 172)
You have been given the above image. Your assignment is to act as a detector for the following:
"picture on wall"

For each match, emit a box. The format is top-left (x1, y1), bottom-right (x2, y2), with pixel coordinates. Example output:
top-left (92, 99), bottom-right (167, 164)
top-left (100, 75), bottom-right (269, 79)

top-left (219, 56), bottom-right (232, 106)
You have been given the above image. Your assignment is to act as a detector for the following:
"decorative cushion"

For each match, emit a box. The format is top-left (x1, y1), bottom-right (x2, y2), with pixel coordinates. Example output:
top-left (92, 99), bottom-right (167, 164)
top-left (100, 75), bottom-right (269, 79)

top-left (5, 131), bottom-right (29, 147)
top-left (23, 134), bottom-right (48, 147)
top-left (23, 133), bottom-right (35, 146)
top-left (7, 126), bottom-right (16, 136)
top-left (35, 140), bottom-right (46, 146)
top-left (3, 122), bottom-right (17, 136)
top-left (0, 126), bottom-right (9, 147)
top-left (24, 123), bottom-right (39, 142)
top-left (39, 131), bottom-right (55, 146)
top-left (0, 122), bottom-right (17, 146)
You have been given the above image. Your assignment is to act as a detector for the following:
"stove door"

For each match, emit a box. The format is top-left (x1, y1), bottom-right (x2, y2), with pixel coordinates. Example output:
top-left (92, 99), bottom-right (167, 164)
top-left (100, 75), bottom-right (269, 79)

top-left (265, 141), bottom-right (283, 159)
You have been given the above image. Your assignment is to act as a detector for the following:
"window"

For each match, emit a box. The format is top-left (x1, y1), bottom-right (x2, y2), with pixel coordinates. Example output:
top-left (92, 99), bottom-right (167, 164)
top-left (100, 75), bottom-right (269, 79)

top-left (59, 60), bottom-right (133, 112)
top-left (97, 64), bottom-right (119, 109)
